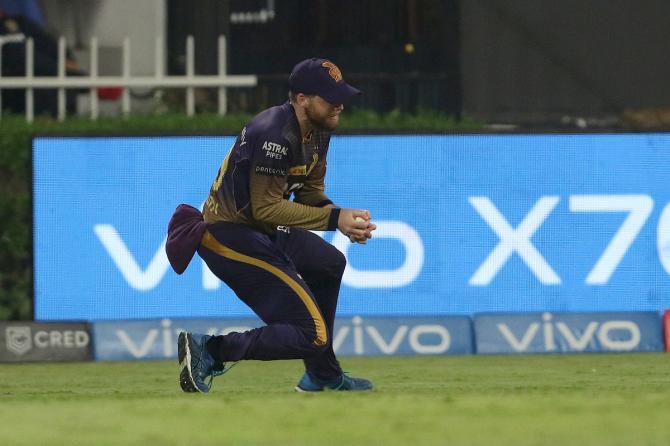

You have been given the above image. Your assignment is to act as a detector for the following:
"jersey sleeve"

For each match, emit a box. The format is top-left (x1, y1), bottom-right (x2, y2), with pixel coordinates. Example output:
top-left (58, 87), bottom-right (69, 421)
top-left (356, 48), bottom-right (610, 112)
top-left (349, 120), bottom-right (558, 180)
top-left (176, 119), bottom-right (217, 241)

top-left (248, 134), bottom-right (339, 230)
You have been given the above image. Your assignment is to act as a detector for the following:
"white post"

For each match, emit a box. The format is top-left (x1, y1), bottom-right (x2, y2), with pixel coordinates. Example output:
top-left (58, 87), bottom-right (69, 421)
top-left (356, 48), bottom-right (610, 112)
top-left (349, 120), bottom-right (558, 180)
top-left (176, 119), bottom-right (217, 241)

top-left (155, 36), bottom-right (163, 78)
top-left (122, 37), bottom-right (131, 117)
top-left (90, 37), bottom-right (99, 120)
top-left (155, 36), bottom-right (163, 112)
top-left (57, 37), bottom-right (66, 121)
top-left (25, 38), bottom-right (34, 123)
top-left (218, 35), bottom-right (227, 115)
top-left (186, 35), bottom-right (195, 117)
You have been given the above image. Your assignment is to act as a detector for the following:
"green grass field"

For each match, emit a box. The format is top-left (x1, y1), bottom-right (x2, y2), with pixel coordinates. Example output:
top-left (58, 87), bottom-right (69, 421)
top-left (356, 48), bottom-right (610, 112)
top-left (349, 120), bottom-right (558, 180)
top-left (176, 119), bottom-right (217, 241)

top-left (1, 354), bottom-right (669, 445)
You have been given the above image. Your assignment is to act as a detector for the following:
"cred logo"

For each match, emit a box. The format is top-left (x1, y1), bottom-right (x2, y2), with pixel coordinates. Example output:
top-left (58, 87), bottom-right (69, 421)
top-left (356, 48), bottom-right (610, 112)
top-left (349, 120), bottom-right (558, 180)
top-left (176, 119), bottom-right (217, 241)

top-left (6, 326), bottom-right (32, 355)
top-left (4, 326), bottom-right (90, 356)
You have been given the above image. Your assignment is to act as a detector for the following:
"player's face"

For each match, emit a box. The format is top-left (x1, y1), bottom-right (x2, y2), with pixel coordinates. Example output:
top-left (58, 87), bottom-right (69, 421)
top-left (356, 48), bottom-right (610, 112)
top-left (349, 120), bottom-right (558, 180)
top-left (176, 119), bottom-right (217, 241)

top-left (305, 96), bottom-right (344, 131)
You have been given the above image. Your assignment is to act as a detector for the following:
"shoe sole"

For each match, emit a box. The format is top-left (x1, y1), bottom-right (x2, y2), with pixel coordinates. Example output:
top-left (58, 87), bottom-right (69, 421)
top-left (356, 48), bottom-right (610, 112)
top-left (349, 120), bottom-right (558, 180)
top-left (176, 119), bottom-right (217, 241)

top-left (177, 332), bottom-right (200, 393)
top-left (294, 385), bottom-right (320, 392)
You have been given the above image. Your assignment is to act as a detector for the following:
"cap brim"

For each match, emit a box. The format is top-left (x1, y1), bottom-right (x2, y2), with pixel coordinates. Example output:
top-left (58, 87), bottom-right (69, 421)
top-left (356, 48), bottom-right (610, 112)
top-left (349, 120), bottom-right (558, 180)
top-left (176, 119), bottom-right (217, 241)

top-left (320, 82), bottom-right (361, 105)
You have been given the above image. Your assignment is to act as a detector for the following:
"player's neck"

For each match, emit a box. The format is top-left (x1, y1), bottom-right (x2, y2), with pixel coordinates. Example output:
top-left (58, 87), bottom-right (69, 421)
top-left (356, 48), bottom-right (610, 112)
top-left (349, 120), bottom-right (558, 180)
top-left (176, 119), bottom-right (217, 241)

top-left (290, 102), bottom-right (314, 140)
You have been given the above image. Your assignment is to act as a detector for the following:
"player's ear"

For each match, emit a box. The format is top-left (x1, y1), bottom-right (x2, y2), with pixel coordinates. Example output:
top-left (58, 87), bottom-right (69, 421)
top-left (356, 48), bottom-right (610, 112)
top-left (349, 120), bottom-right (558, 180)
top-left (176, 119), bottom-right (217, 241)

top-left (295, 93), bottom-right (309, 107)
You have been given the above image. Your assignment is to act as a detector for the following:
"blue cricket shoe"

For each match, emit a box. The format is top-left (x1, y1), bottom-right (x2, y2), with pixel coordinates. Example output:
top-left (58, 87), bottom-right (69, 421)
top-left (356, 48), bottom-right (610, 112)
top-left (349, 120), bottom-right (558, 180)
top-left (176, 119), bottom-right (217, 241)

top-left (178, 331), bottom-right (225, 393)
top-left (295, 371), bottom-right (373, 392)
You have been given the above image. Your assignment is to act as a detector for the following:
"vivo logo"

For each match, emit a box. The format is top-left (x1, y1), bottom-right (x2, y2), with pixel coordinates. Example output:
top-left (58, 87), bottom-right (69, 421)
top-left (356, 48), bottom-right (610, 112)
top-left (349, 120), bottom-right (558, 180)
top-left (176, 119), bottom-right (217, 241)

top-left (115, 319), bottom-right (256, 359)
top-left (333, 316), bottom-right (451, 355)
top-left (111, 317), bottom-right (453, 359)
top-left (94, 220), bottom-right (424, 291)
top-left (496, 313), bottom-right (641, 352)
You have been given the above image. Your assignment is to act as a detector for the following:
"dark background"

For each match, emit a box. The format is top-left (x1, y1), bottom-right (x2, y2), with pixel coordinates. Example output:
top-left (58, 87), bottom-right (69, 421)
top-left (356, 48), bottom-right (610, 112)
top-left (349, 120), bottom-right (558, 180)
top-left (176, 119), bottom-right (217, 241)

top-left (166, 0), bottom-right (670, 125)
top-left (167, 0), bottom-right (462, 116)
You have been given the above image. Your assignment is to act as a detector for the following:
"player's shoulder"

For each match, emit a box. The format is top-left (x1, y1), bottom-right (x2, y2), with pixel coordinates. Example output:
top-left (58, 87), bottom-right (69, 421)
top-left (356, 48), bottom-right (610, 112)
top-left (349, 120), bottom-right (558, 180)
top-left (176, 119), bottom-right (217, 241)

top-left (245, 102), bottom-right (299, 147)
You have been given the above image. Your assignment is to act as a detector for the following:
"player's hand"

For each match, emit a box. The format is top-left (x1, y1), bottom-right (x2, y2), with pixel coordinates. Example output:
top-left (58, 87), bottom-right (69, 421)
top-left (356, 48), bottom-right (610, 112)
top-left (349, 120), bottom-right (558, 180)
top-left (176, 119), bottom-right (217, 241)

top-left (349, 218), bottom-right (376, 244)
top-left (338, 209), bottom-right (376, 244)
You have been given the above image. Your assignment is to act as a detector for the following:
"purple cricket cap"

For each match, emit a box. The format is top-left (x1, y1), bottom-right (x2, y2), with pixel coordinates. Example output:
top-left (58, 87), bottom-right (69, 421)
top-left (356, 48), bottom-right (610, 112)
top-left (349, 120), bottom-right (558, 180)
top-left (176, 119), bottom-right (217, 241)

top-left (288, 58), bottom-right (361, 105)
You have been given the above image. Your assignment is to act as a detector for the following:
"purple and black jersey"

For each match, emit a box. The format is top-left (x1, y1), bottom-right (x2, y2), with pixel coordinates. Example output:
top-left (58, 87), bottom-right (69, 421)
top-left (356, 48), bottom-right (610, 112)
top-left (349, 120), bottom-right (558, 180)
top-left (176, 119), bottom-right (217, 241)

top-left (203, 102), bottom-right (340, 234)
top-left (175, 59), bottom-right (371, 392)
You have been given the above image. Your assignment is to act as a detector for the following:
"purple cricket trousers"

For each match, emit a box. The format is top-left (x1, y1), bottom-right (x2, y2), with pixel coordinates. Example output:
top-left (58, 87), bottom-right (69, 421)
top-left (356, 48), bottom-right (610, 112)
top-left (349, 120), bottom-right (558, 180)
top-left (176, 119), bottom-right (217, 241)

top-left (197, 221), bottom-right (345, 381)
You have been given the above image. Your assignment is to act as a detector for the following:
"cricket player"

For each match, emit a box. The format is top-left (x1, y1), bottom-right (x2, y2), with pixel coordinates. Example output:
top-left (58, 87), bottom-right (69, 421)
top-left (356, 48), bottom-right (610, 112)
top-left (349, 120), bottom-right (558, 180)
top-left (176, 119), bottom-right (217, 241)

top-left (167, 58), bottom-right (375, 393)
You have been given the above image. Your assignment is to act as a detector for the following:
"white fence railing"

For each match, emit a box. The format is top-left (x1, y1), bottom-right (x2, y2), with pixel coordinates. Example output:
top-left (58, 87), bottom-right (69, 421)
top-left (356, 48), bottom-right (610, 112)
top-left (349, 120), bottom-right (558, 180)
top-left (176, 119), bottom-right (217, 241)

top-left (0, 35), bottom-right (257, 122)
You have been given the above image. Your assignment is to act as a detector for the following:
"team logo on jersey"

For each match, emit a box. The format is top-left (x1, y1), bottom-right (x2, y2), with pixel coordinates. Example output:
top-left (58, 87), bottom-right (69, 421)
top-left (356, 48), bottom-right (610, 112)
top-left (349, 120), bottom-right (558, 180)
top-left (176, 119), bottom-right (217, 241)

top-left (288, 165), bottom-right (307, 176)
top-left (288, 154), bottom-right (319, 177)
top-left (322, 61), bottom-right (343, 82)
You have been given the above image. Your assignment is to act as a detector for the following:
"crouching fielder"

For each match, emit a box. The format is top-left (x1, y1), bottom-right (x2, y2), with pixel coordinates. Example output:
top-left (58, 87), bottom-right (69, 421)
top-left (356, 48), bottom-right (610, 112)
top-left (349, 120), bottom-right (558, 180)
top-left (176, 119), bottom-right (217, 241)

top-left (166, 58), bottom-right (376, 393)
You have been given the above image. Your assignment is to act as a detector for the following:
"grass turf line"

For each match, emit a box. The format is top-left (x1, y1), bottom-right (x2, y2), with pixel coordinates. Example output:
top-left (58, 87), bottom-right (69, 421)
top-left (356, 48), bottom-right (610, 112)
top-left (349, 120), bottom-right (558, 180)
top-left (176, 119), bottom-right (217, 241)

top-left (0, 354), bottom-right (669, 445)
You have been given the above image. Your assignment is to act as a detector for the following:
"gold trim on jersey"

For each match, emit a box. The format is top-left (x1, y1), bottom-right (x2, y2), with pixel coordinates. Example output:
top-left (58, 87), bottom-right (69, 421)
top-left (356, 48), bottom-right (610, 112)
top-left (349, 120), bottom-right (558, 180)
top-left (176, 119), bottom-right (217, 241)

top-left (307, 153), bottom-right (319, 175)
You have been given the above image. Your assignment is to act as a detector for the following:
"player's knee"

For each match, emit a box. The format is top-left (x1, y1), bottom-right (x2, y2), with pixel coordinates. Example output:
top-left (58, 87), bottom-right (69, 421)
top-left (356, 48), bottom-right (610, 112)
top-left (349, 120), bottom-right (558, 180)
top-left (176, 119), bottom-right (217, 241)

top-left (326, 247), bottom-right (347, 278)
top-left (334, 249), bottom-right (346, 273)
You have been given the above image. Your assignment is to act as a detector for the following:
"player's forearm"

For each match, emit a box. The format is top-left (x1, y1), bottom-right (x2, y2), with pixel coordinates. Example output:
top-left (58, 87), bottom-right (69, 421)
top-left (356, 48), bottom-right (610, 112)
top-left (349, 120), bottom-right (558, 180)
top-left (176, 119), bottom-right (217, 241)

top-left (294, 189), bottom-right (333, 207)
top-left (252, 198), bottom-right (339, 230)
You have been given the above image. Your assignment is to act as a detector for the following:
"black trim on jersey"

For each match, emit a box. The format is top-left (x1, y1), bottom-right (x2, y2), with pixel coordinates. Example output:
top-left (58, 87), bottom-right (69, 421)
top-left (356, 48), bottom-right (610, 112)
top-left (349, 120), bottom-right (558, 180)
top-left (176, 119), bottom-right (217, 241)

top-left (327, 208), bottom-right (340, 231)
